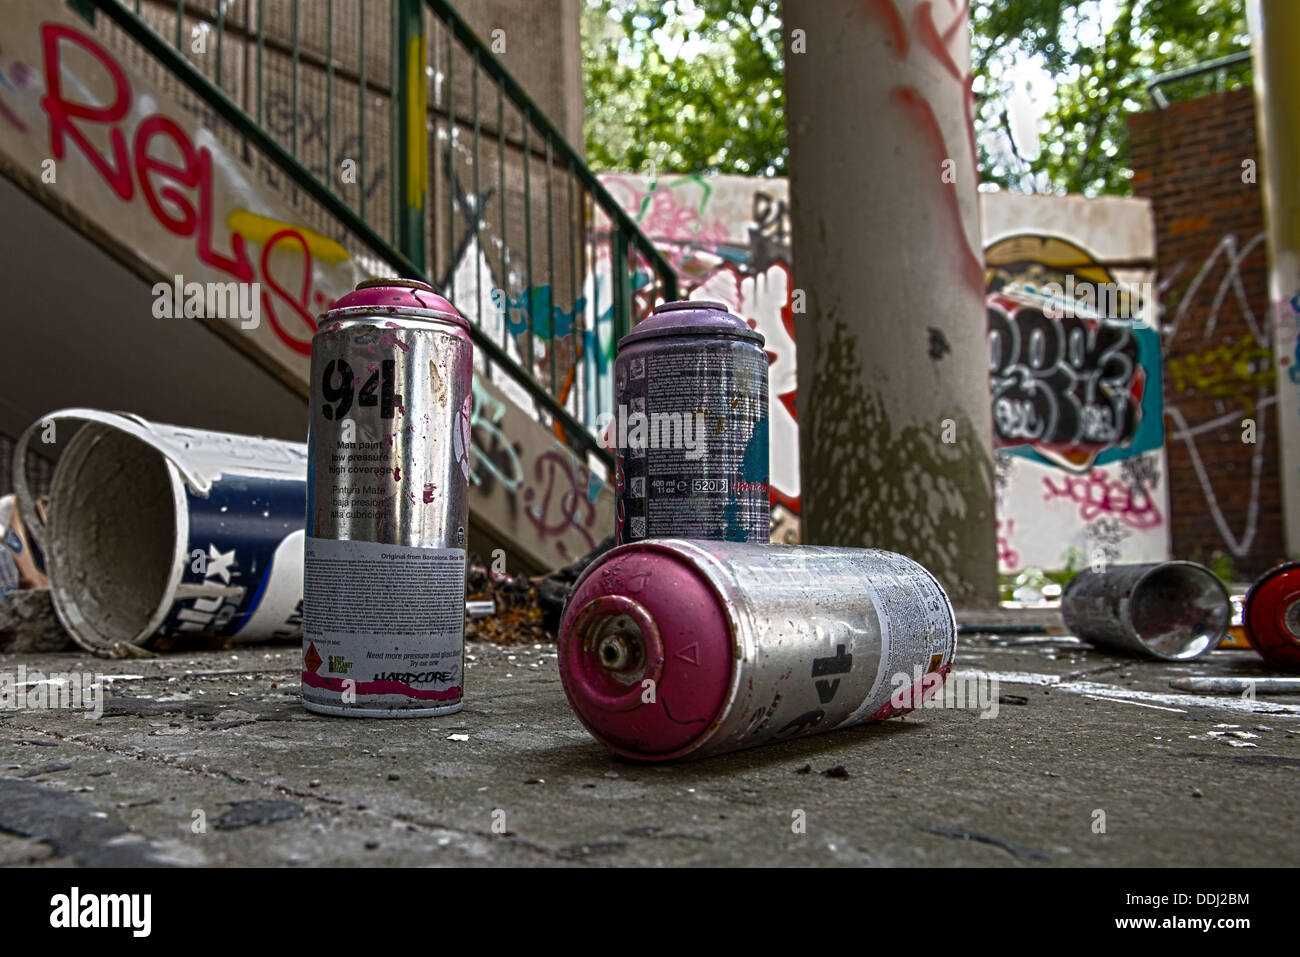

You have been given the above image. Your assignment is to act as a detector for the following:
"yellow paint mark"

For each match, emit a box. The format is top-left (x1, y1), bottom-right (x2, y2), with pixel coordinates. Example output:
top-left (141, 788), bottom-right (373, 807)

top-left (406, 33), bottom-right (427, 209)
top-left (226, 210), bottom-right (351, 263)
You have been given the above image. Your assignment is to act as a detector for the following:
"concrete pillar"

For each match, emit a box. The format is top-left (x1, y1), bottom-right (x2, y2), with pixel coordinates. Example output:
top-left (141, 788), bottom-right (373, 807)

top-left (1250, 0), bottom-right (1300, 559)
top-left (784, 0), bottom-right (997, 605)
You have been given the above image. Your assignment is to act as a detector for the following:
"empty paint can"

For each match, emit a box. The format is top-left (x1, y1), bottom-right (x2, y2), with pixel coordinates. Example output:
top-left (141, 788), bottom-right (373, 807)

top-left (558, 539), bottom-right (956, 761)
top-left (303, 279), bottom-right (473, 717)
top-left (11, 409), bottom-right (308, 654)
top-left (613, 300), bottom-right (769, 545)
top-left (1061, 561), bottom-right (1230, 661)
top-left (1242, 562), bottom-right (1300, 671)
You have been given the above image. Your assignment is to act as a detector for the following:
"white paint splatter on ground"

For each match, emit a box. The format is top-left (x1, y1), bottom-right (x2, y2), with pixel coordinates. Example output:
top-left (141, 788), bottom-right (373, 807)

top-left (961, 669), bottom-right (1300, 717)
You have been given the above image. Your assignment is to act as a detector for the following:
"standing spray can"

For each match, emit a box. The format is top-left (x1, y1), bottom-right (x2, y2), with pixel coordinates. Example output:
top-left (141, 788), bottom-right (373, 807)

top-left (613, 301), bottom-right (769, 545)
top-left (557, 540), bottom-right (956, 761)
top-left (302, 279), bottom-right (474, 717)
top-left (1243, 562), bottom-right (1300, 671)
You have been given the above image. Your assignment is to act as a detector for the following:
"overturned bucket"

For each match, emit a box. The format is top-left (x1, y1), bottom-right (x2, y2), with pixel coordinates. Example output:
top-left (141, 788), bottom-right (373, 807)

top-left (12, 409), bottom-right (308, 654)
top-left (1061, 561), bottom-right (1230, 661)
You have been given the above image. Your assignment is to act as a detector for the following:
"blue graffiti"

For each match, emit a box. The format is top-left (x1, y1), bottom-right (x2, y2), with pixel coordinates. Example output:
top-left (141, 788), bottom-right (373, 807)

top-left (491, 267), bottom-right (659, 429)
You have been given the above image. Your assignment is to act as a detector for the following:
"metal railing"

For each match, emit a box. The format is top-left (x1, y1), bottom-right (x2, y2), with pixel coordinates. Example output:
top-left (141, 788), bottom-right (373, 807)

top-left (90, 0), bottom-right (679, 464)
top-left (1148, 49), bottom-right (1253, 109)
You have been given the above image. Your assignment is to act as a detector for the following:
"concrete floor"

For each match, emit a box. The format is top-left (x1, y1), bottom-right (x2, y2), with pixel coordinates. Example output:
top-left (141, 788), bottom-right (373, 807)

top-left (1, 633), bottom-right (1297, 866)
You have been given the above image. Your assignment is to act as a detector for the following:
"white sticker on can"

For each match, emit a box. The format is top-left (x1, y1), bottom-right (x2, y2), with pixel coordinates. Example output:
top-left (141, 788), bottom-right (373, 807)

top-left (454, 393), bottom-right (472, 483)
top-left (302, 537), bottom-right (465, 702)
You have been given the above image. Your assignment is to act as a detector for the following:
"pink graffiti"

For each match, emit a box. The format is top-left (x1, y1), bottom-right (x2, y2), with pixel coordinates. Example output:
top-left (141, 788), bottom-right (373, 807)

top-left (996, 518), bottom-right (1020, 569)
top-left (522, 448), bottom-right (599, 560)
top-left (1041, 469), bottom-right (1163, 530)
top-left (602, 174), bottom-right (732, 274)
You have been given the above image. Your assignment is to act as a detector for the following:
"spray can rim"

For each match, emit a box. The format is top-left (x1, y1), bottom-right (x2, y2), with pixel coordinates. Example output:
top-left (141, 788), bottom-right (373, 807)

top-left (617, 299), bottom-right (764, 349)
top-left (317, 278), bottom-right (470, 332)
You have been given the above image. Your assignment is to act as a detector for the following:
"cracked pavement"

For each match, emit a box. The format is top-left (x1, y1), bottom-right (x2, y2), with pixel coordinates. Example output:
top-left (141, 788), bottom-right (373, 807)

top-left (1, 633), bottom-right (1298, 866)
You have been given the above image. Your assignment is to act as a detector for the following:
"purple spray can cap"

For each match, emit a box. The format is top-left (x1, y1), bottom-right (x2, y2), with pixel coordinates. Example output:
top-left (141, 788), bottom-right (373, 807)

top-left (618, 299), bottom-right (764, 348)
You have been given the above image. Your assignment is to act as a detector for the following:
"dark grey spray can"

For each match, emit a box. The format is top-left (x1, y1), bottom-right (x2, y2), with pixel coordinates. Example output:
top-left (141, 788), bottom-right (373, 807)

top-left (612, 301), bottom-right (769, 545)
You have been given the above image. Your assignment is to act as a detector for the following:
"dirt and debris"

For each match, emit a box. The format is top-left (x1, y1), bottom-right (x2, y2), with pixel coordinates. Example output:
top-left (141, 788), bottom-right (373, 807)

top-left (464, 536), bottom-right (615, 645)
top-left (0, 589), bottom-right (70, 653)
top-left (213, 800), bottom-right (305, 831)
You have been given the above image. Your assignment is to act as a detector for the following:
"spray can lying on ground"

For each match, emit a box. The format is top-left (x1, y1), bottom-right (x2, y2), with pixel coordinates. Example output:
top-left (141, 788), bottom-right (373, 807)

top-left (613, 300), bottom-right (769, 545)
top-left (558, 539), bottom-right (956, 761)
top-left (1243, 562), bottom-right (1300, 671)
top-left (302, 279), bottom-right (473, 717)
top-left (1060, 561), bottom-right (1230, 661)
top-left (11, 409), bottom-right (308, 654)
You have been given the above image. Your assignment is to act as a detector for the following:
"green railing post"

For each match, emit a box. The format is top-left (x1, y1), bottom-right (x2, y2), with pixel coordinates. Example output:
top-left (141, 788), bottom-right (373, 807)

top-left (396, 0), bottom-right (427, 270)
top-left (611, 228), bottom-right (632, 345)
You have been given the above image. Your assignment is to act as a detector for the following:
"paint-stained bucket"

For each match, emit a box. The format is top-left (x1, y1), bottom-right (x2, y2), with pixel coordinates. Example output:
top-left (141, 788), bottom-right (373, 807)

top-left (1060, 561), bottom-right (1230, 661)
top-left (12, 409), bottom-right (308, 654)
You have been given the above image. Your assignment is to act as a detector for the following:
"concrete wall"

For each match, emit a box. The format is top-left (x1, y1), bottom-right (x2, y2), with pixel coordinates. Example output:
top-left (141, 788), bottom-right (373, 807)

top-left (1129, 86), bottom-right (1286, 579)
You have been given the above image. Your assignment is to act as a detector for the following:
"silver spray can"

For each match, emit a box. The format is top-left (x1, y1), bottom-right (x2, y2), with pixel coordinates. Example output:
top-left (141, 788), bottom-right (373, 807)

top-left (1061, 561), bottom-right (1230, 661)
top-left (303, 279), bottom-right (473, 717)
top-left (557, 540), bottom-right (956, 761)
top-left (613, 300), bottom-right (769, 545)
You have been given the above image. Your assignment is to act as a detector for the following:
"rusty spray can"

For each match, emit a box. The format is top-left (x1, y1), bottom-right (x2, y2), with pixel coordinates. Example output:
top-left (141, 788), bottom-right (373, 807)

top-left (1060, 561), bottom-right (1230, 661)
top-left (557, 540), bottom-right (956, 761)
top-left (302, 279), bottom-right (473, 717)
top-left (612, 301), bottom-right (769, 545)
top-left (1243, 561), bottom-right (1300, 671)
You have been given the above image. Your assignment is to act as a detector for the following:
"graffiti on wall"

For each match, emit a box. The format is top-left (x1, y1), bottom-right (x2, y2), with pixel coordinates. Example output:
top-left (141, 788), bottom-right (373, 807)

top-left (0, 12), bottom-right (361, 377)
top-left (1160, 232), bottom-right (1276, 559)
top-left (982, 226), bottom-right (1168, 573)
top-left (600, 173), bottom-right (800, 518)
top-left (468, 376), bottom-right (605, 563)
top-left (862, 0), bottom-right (984, 297)
top-left (0, 6), bottom-right (608, 570)
top-left (985, 234), bottom-right (1163, 471)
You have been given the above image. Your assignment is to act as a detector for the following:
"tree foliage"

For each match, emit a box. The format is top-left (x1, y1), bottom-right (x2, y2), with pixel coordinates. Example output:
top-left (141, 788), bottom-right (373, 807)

top-left (582, 0), bottom-right (785, 176)
top-left (974, 0), bottom-right (1251, 194)
top-left (583, 0), bottom-right (1252, 195)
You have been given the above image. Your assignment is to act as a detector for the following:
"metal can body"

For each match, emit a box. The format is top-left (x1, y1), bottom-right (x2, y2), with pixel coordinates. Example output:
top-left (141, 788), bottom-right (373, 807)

top-left (303, 280), bottom-right (473, 717)
top-left (1061, 561), bottom-right (1230, 661)
top-left (1243, 562), bottom-right (1300, 671)
top-left (558, 539), bottom-right (956, 761)
top-left (614, 301), bottom-right (769, 545)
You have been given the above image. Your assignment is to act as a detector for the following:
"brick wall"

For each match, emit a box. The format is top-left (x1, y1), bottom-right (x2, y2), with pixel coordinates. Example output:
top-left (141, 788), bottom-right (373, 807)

top-left (1128, 87), bottom-right (1283, 579)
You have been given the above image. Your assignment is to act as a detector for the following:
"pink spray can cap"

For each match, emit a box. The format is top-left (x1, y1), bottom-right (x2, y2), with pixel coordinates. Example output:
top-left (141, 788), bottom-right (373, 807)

top-left (319, 278), bottom-right (470, 330)
top-left (558, 543), bottom-right (734, 760)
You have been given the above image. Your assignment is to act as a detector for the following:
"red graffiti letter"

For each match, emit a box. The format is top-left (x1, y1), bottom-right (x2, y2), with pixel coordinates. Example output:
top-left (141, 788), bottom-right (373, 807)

top-left (41, 24), bottom-right (133, 200)
top-left (133, 115), bottom-right (199, 236)
top-left (194, 146), bottom-right (254, 281)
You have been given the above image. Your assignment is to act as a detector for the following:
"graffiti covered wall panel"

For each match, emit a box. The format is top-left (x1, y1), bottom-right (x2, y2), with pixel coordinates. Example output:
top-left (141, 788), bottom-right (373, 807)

top-left (981, 192), bottom-right (1168, 573)
top-left (598, 173), bottom-right (798, 528)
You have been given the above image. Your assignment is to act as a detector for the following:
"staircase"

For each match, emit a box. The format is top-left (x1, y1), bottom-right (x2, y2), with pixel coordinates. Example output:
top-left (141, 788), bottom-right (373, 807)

top-left (0, 0), bottom-right (677, 571)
